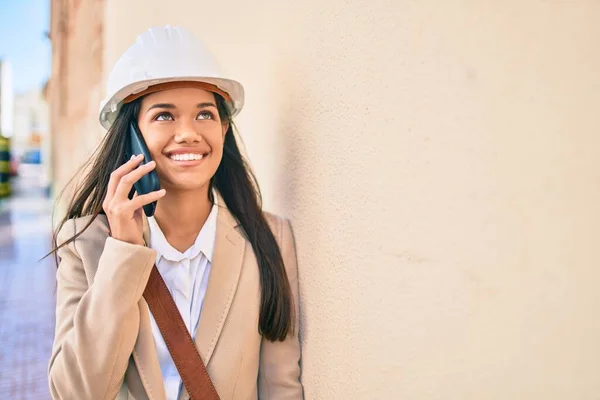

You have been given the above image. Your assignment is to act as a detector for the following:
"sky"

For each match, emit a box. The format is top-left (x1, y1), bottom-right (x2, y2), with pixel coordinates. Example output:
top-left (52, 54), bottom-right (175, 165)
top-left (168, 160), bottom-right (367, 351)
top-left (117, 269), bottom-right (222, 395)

top-left (0, 0), bottom-right (51, 94)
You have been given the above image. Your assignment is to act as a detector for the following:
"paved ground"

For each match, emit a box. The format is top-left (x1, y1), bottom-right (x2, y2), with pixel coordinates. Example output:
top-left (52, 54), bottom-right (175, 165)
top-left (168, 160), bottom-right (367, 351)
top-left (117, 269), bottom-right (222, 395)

top-left (0, 174), bottom-right (55, 399)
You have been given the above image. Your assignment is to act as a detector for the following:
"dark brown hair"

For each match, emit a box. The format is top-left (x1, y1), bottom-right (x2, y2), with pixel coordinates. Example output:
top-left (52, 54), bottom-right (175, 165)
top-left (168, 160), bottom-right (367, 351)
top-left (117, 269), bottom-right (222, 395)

top-left (49, 94), bottom-right (294, 341)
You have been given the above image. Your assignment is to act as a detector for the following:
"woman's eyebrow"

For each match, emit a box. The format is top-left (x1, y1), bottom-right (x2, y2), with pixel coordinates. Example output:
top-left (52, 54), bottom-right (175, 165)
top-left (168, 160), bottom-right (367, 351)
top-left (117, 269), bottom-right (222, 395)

top-left (147, 103), bottom-right (175, 112)
top-left (146, 102), bottom-right (217, 112)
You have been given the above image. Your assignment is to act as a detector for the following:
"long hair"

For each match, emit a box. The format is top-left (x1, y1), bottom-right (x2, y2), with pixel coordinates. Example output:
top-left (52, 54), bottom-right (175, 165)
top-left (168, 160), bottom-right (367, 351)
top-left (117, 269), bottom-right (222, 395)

top-left (50, 94), bottom-right (294, 341)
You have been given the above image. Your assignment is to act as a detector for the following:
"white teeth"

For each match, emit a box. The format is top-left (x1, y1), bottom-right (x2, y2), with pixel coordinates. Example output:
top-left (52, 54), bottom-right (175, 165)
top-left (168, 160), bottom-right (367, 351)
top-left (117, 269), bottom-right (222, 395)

top-left (170, 153), bottom-right (205, 161)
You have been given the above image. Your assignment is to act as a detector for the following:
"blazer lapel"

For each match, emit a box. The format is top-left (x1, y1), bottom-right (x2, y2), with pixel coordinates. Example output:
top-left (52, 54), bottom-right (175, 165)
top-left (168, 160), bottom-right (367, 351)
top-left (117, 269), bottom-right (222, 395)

top-left (194, 198), bottom-right (246, 366)
top-left (127, 216), bottom-right (166, 400)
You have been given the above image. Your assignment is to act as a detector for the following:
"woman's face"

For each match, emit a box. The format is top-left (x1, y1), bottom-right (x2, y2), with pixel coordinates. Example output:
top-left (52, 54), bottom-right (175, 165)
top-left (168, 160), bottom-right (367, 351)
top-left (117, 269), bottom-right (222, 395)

top-left (137, 87), bottom-right (228, 192)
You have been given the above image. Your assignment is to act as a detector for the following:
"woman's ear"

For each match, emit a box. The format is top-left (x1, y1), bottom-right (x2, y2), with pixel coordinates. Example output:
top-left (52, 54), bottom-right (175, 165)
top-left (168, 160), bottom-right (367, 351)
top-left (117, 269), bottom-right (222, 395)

top-left (222, 121), bottom-right (230, 139)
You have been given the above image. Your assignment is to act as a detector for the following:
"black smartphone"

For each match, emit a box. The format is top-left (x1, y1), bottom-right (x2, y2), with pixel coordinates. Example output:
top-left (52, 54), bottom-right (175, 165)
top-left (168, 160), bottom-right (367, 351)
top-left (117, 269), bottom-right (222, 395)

top-left (124, 122), bottom-right (161, 217)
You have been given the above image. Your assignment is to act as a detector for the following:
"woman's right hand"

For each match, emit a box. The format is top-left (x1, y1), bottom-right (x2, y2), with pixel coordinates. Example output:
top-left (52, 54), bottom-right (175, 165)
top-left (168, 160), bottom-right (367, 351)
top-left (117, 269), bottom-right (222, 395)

top-left (102, 154), bottom-right (166, 246)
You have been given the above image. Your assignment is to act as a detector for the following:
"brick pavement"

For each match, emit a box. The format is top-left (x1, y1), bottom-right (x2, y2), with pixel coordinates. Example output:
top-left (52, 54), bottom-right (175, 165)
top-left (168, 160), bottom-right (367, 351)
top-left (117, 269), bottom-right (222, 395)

top-left (0, 176), bottom-right (55, 400)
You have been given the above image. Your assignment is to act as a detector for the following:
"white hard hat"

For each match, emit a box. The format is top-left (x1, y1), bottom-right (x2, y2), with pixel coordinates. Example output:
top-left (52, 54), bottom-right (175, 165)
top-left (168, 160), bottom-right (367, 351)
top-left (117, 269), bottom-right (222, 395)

top-left (99, 25), bottom-right (244, 130)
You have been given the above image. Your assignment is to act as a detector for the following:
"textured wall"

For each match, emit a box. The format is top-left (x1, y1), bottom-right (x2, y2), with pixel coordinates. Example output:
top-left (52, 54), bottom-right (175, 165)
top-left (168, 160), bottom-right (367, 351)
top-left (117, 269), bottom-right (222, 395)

top-left (104, 1), bottom-right (600, 398)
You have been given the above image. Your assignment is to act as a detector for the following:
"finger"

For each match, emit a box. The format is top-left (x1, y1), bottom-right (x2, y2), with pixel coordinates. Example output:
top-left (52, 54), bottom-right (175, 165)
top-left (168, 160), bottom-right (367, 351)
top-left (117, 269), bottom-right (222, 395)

top-left (107, 154), bottom-right (144, 201)
top-left (114, 160), bottom-right (157, 201)
top-left (129, 189), bottom-right (166, 211)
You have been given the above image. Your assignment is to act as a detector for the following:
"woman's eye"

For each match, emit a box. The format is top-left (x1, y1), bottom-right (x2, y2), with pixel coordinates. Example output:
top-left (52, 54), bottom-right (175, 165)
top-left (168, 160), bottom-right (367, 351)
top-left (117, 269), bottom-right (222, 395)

top-left (197, 111), bottom-right (214, 120)
top-left (154, 112), bottom-right (174, 121)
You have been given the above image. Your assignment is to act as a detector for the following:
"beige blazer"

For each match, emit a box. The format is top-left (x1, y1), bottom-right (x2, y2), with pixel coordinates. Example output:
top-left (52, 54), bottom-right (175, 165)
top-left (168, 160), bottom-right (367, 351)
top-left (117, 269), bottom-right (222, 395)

top-left (48, 198), bottom-right (303, 400)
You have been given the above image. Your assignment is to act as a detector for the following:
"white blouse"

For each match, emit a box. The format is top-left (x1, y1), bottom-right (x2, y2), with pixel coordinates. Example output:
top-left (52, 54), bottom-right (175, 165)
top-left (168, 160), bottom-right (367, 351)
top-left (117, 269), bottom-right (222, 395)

top-left (146, 196), bottom-right (218, 400)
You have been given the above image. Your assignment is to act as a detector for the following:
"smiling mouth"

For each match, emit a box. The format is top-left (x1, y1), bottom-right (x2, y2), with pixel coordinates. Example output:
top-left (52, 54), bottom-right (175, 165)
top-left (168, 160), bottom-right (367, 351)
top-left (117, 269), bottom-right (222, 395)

top-left (168, 152), bottom-right (209, 162)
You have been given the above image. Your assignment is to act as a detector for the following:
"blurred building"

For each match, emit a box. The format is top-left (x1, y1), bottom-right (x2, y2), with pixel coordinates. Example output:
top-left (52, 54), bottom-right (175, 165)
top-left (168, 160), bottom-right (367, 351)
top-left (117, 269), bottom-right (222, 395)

top-left (13, 87), bottom-right (49, 156)
top-left (46, 0), bottom-right (104, 212)
top-left (0, 60), bottom-right (14, 138)
top-left (11, 87), bottom-right (51, 191)
top-left (0, 60), bottom-right (14, 197)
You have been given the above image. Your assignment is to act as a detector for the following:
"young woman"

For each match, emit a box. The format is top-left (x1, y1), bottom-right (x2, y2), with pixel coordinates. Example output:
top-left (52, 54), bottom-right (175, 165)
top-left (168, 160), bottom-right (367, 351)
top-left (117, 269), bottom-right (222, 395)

top-left (48, 25), bottom-right (303, 400)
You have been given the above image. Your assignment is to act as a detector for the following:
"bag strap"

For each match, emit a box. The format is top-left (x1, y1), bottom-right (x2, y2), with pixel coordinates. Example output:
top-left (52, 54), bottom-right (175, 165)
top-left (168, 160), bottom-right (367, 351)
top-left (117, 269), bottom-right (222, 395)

top-left (143, 265), bottom-right (220, 400)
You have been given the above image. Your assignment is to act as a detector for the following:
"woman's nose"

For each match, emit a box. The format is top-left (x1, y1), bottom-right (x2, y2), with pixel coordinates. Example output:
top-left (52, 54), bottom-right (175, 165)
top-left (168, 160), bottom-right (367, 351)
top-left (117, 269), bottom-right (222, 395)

top-left (174, 121), bottom-right (202, 143)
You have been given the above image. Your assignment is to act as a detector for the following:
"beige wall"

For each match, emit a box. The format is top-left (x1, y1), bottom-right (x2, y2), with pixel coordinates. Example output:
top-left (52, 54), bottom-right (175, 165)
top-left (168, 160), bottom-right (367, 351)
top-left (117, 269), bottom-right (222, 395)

top-left (102, 1), bottom-right (600, 399)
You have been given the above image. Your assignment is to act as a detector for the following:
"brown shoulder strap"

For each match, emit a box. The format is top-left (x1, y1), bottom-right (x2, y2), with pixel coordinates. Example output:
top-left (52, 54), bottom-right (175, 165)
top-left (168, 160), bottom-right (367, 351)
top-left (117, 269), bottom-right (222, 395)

top-left (143, 265), bottom-right (220, 400)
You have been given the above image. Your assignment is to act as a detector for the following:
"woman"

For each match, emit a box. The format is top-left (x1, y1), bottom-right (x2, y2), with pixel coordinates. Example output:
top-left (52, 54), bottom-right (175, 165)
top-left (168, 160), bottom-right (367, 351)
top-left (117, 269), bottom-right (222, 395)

top-left (48, 25), bottom-right (303, 400)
